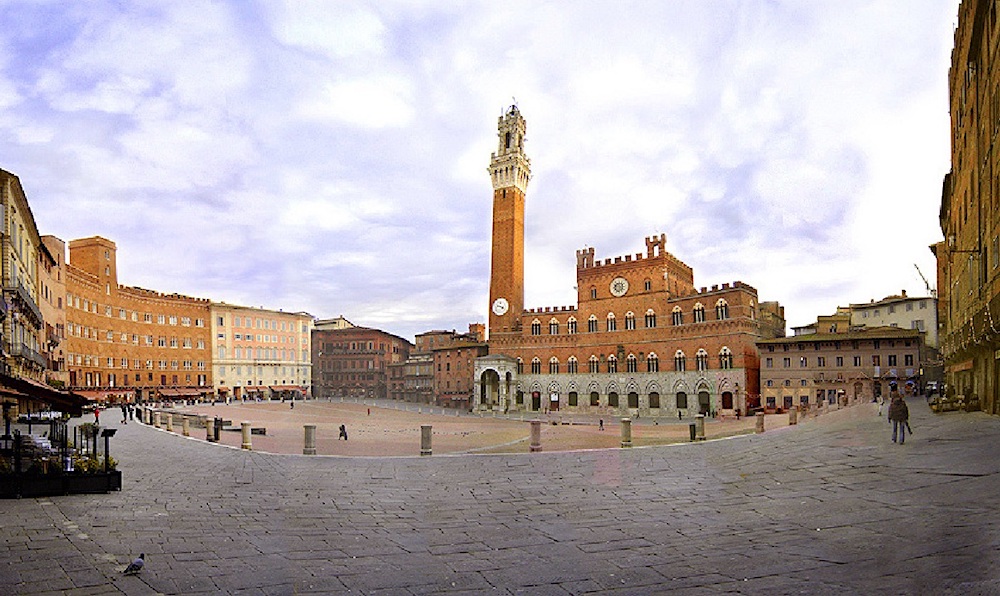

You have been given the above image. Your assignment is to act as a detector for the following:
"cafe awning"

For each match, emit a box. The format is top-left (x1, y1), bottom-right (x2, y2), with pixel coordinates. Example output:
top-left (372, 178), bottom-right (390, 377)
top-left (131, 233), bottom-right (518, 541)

top-left (0, 373), bottom-right (87, 417)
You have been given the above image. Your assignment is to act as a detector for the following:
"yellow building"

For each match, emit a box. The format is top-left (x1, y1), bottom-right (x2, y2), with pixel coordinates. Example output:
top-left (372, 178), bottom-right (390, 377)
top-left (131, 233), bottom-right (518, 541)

top-left (210, 303), bottom-right (313, 401)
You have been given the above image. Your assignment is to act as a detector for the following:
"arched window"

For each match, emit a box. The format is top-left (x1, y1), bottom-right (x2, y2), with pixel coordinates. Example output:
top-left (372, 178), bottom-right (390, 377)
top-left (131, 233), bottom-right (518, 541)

top-left (649, 392), bottom-right (661, 408)
top-left (549, 318), bottom-right (559, 335)
top-left (719, 347), bottom-right (734, 369)
top-left (567, 356), bottom-right (578, 374)
top-left (588, 315), bottom-right (598, 333)
top-left (693, 303), bottom-right (706, 323)
top-left (696, 349), bottom-right (709, 371)
top-left (674, 350), bottom-right (686, 372)
top-left (716, 299), bottom-right (729, 320)
top-left (627, 392), bottom-right (639, 408)
top-left (567, 317), bottom-right (578, 334)
top-left (530, 319), bottom-right (541, 335)
top-left (625, 312), bottom-right (636, 330)
top-left (516, 358), bottom-right (524, 374)
top-left (607, 354), bottom-right (618, 373)
top-left (646, 352), bottom-right (659, 372)
top-left (588, 355), bottom-right (600, 373)
top-left (590, 287), bottom-right (597, 299)
top-left (645, 309), bottom-right (656, 328)
top-left (531, 357), bottom-right (541, 374)
top-left (626, 353), bottom-right (638, 373)
top-left (676, 391), bottom-right (688, 409)
top-left (606, 313), bottom-right (617, 332)
top-left (672, 306), bottom-right (683, 326)
top-left (549, 357), bottom-right (559, 374)
top-left (644, 278), bottom-right (652, 291)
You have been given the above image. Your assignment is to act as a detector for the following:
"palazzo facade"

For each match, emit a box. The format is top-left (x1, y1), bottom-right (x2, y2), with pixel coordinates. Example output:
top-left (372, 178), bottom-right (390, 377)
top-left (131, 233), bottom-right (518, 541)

top-left (474, 106), bottom-right (776, 417)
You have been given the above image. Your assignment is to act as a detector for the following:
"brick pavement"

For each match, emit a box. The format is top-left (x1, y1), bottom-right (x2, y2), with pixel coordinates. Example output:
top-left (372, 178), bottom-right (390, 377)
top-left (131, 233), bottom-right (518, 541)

top-left (2, 396), bottom-right (1000, 594)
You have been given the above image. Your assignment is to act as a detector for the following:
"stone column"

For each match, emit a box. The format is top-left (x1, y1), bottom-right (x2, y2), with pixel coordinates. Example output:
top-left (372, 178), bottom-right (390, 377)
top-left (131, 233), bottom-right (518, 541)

top-left (153, 411), bottom-right (161, 429)
top-left (241, 421), bottom-right (252, 450)
top-left (182, 416), bottom-right (190, 437)
top-left (206, 417), bottom-right (216, 442)
top-left (788, 407), bottom-right (798, 426)
top-left (529, 420), bottom-right (542, 452)
top-left (420, 425), bottom-right (432, 456)
top-left (165, 413), bottom-right (174, 433)
top-left (620, 418), bottom-right (632, 448)
top-left (695, 414), bottom-right (706, 440)
top-left (755, 411), bottom-right (765, 433)
top-left (303, 424), bottom-right (316, 455)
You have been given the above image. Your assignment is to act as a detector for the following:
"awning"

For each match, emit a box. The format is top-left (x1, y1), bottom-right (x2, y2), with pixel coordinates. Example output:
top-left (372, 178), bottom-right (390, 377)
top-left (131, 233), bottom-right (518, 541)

top-left (158, 388), bottom-right (203, 398)
top-left (270, 385), bottom-right (303, 392)
top-left (0, 373), bottom-right (87, 417)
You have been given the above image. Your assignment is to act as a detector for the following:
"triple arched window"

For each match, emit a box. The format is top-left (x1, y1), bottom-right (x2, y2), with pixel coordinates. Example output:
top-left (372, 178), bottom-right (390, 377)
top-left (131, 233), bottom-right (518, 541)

top-left (646, 352), bottom-right (659, 372)
top-left (626, 353), bottom-right (638, 373)
top-left (696, 349), bottom-right (709, 371)
top-left (719, 347), bottom-right (734, 369)
top-left (715, 299), bottom-right (729, 320)
top-left (693, 303), bottom-right (706, 323)
top-left (674, 350), bottom-right (686, 372)
top-left (672, 306), bottom-right (683, 326)
top-left (645, 309), bottom-right (657, 328)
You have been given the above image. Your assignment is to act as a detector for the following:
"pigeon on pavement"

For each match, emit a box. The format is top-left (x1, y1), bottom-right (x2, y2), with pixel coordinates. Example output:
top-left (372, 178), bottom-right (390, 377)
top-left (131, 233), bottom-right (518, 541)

top-left (123, 553), bottom-right (144, 575)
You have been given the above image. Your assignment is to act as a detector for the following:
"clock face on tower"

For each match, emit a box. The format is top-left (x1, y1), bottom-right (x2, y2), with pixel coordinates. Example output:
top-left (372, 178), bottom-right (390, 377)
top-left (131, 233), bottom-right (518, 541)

top-left (610, 277), bottom-right (629, 297)
top-left (492, 297), bottom-right (509, 316)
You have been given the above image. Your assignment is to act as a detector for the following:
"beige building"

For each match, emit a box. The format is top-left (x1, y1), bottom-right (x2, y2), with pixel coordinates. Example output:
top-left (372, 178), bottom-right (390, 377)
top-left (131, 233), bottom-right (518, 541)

top-left (758, 327), bottom-right (922, 412)
top-left (38, 236), bottom-right (67, 388)
top-left (0, 170), bottom-right (81, 415)
top-left (850, 292), bottom-right (938, 349)
top-left (0, 170), bottom-right (47, 383)
top-left (211, 303), bottom-right (313, 401)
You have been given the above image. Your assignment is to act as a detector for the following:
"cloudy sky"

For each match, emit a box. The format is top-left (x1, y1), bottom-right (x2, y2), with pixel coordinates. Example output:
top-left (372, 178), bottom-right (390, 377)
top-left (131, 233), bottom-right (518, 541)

top-left (0, 1), bottom-right (960, 341)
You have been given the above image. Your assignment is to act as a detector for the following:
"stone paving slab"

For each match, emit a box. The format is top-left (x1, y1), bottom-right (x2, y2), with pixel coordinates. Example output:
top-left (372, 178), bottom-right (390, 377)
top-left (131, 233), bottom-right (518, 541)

top-left (2, 396), bottom-right (1000, 594)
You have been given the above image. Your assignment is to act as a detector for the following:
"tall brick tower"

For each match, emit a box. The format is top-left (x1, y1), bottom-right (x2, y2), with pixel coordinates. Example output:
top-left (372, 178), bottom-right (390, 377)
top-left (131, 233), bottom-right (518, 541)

top-left (487, 104), bottom-right (531, 336)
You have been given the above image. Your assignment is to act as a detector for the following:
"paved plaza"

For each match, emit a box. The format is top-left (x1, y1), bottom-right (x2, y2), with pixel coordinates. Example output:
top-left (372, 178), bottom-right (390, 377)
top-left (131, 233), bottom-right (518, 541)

top-left (3, 396), bottom-right (1000, 595)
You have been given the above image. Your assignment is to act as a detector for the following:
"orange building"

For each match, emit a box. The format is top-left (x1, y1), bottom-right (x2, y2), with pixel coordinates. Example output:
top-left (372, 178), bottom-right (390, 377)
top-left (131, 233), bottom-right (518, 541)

top-left (312, 324), bottom-right (412, 400)
top-left (63, 236), bottom-right (212, 402)
top-left (475, 106), bottom-right (777, 417)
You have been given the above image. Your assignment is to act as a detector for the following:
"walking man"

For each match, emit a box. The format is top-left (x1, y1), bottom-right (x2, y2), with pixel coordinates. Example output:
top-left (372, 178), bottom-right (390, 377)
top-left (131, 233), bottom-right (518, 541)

top-left (888, 391), bottom-right (909, 444)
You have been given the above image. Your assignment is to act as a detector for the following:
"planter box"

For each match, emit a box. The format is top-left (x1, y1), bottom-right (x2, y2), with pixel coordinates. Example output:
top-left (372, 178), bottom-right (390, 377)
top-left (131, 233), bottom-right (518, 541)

top-left (0, 471), bottom-right (122, 498)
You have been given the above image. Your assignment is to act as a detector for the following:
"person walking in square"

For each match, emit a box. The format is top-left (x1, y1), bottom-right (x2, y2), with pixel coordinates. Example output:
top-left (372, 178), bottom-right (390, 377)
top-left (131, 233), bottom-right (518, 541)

top-left (339, 424), bottom-right (348, 440)
top-left (888, 390), bottom-right (909, 444)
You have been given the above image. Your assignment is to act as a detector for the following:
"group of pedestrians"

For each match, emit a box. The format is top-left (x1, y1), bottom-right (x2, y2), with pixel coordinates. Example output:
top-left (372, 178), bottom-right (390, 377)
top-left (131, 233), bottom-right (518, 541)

top-left (120, 403), bottom-right (136, 424)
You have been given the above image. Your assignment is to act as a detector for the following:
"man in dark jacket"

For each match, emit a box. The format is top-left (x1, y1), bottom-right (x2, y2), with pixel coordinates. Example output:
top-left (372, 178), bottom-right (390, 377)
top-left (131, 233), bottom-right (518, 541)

top-left (888, 392), bottom-right (909, 444)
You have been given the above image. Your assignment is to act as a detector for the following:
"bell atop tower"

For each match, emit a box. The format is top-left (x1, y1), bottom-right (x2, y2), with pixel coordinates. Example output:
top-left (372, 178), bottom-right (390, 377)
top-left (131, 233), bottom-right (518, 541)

top-left (489, 104), bottom-right (531, 194)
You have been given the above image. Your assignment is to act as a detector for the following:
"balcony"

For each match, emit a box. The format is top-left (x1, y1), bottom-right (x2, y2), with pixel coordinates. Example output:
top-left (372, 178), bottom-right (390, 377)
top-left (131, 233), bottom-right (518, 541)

top-left (3, 278), bottom-right (43, 328)
top-left (10, 342), bottom-right (47, 369)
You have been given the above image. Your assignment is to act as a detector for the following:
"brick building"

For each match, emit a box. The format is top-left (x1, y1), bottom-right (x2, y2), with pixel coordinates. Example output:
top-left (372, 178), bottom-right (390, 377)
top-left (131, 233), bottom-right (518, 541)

top-left (936, 0), bottom-right (1000, 414)
top-left (758, 327), bottom-right (922, 412)
top-left (474, 106), bottom-right (779, 417)
top-left (63, 236), bottom-right (213, 402)
top-left (311, 324), bottom-right (412, 400)
top-left (210, 303), bottom-right (313, 401)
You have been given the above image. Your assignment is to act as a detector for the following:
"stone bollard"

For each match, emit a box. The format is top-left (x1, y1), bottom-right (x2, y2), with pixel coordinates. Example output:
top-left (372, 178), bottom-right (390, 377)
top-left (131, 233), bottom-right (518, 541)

top-left (529, 420), bottom-right (542, 452)
top-left (241, 421), bottom-right (252, 450)
top-left (755, 411), bottom-right (765, 433)
top-left (182, 416), bottom-right (190, 437)
top-left (420, 424), bottom-right (432, 456)
top-left (166, 413), bottom-right (174, 433)
top-left (695, 414), bottom-right (706, 440)
top-left (303, 424), bottom-right (316, 455)
top-left (153, 411), bottom-right (161, 429)
top-left (206, 417), bottom-right (216, 442)
top-left (620, 418), bottom-right (632, 448)
top-left (789, 407), bottom-right (798, 425)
